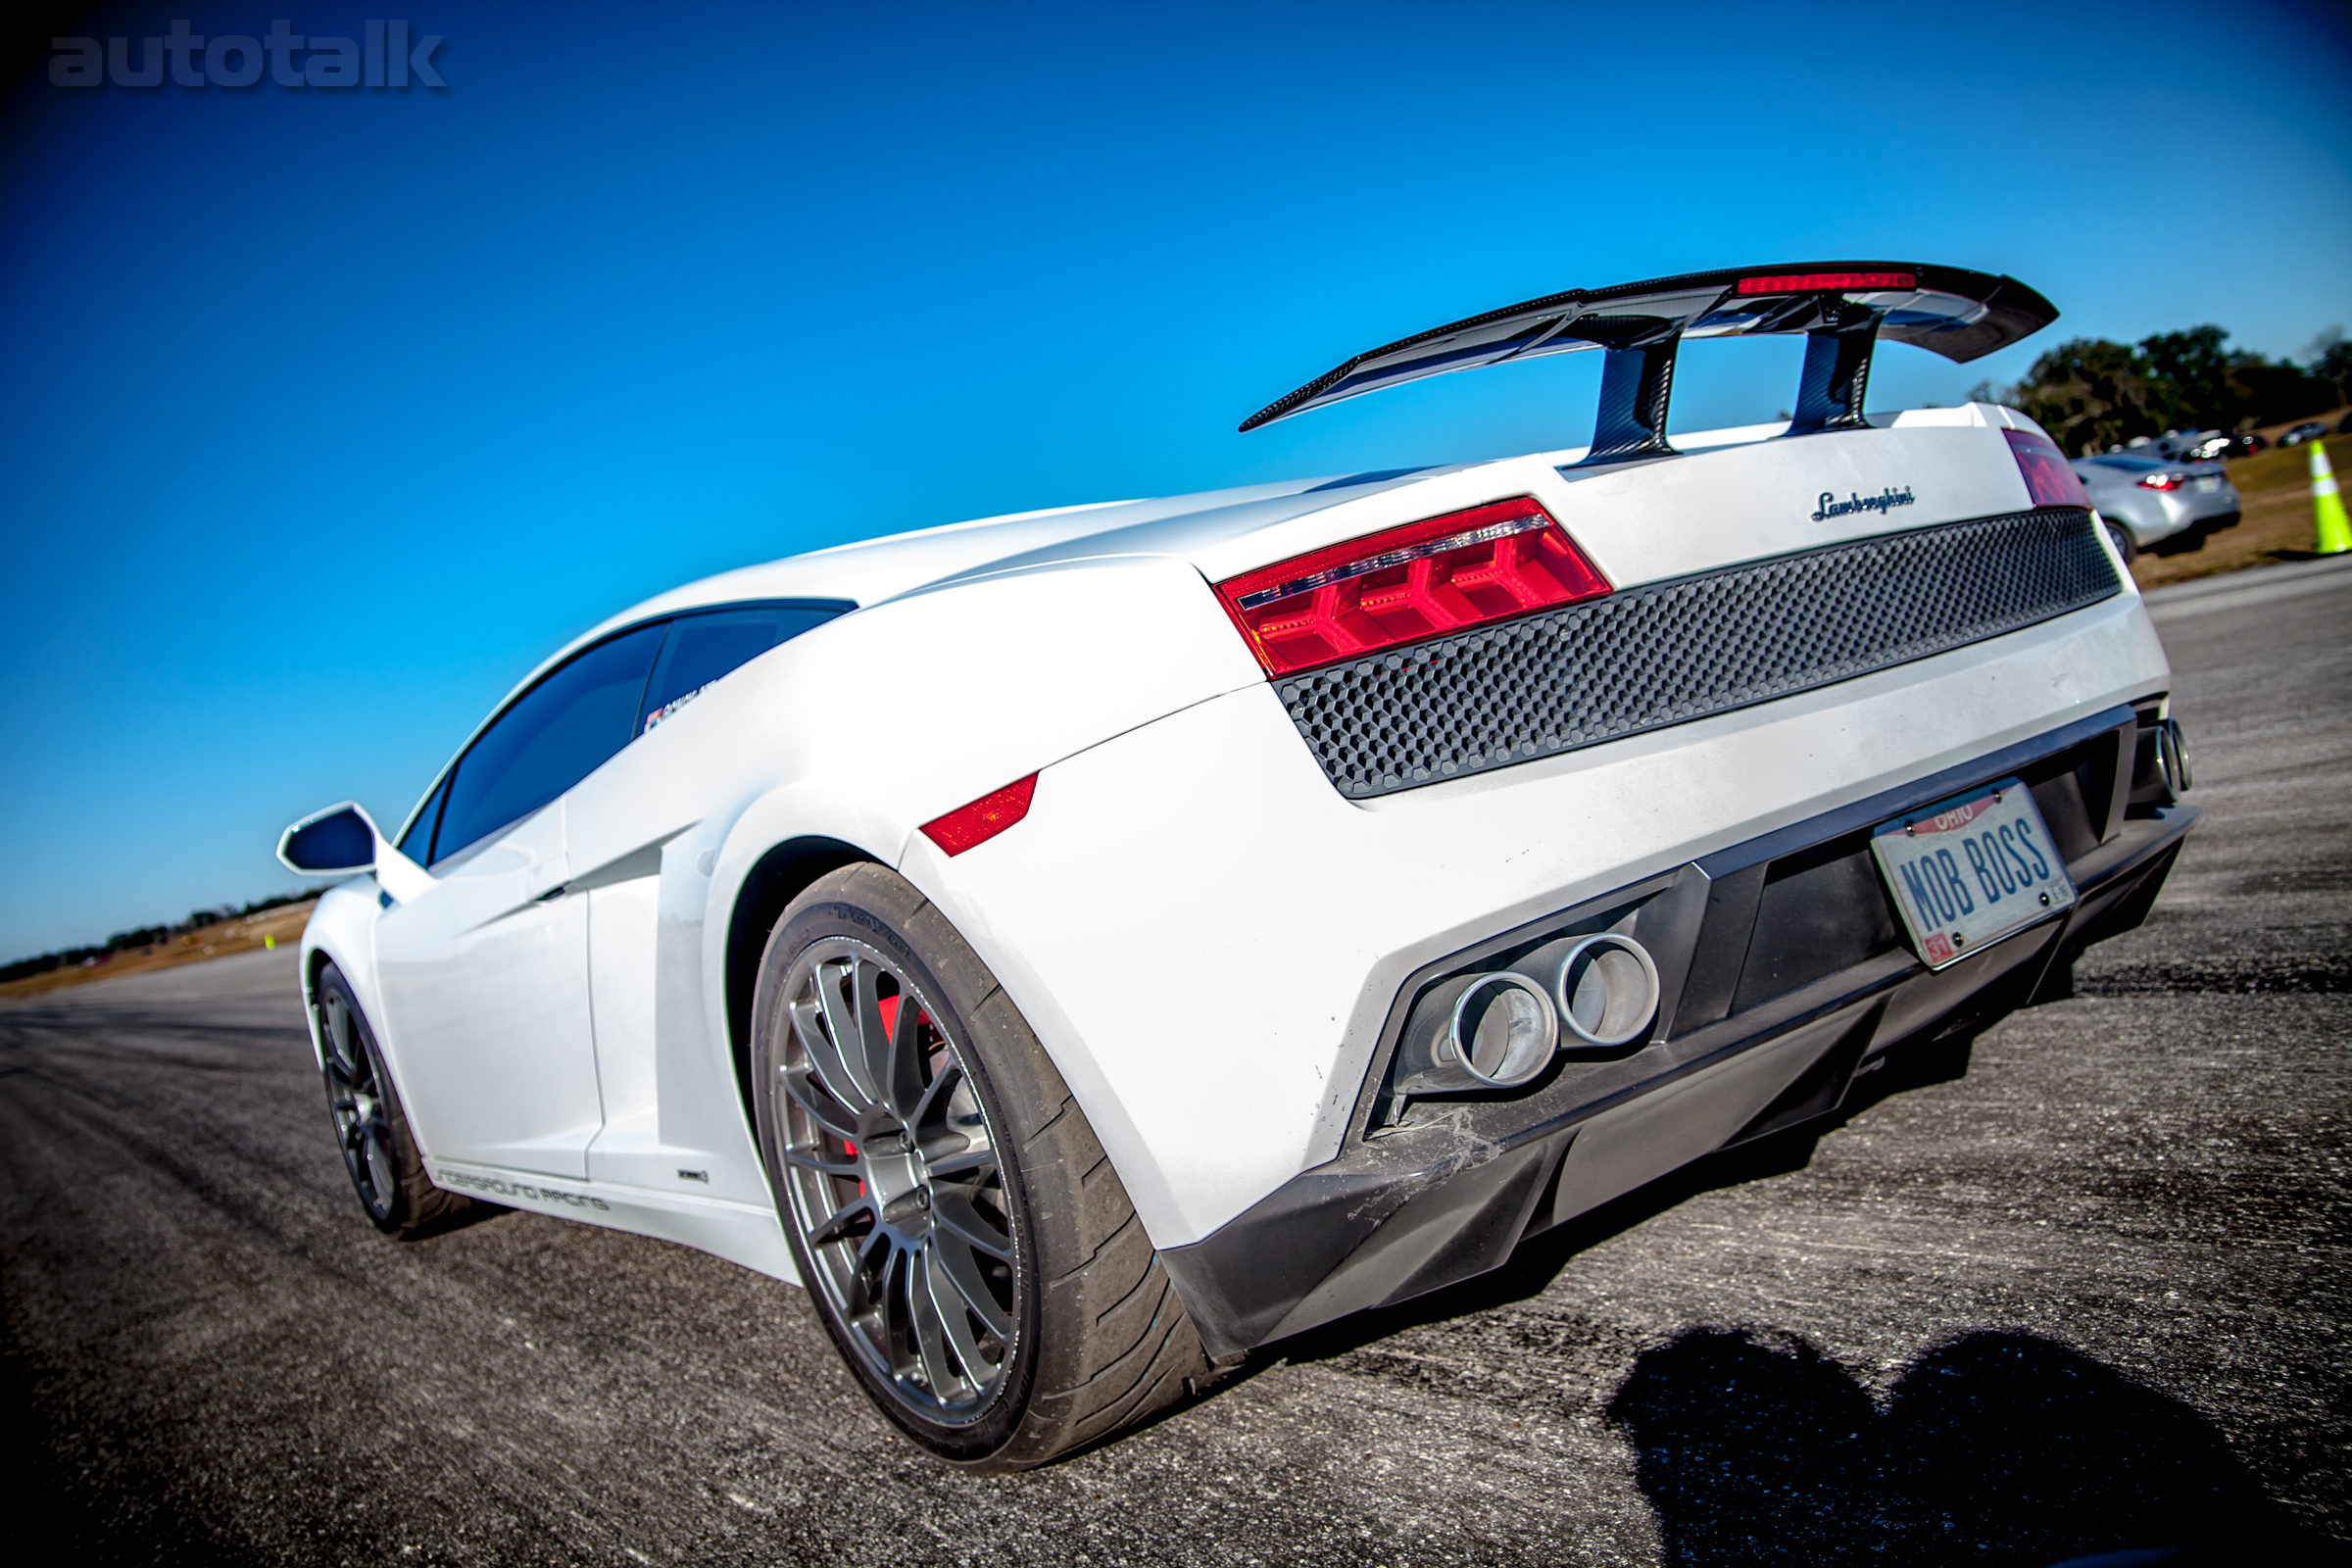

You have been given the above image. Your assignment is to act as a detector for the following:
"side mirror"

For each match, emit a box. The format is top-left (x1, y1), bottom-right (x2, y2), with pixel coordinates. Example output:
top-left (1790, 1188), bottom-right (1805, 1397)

top-left (277, 803), bottom-right (378, 876)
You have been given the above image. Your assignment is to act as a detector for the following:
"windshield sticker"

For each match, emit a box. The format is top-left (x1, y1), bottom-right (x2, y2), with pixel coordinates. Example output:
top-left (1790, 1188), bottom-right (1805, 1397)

top-left (644, 684), bottom-right (709, 734)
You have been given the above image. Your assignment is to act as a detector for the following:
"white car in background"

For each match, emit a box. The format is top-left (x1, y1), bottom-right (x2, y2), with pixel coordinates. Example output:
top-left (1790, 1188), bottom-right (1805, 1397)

top-left (280, 262), bottom-right (2197, 1469)
top-left (2071, 451), bottom-right (2243, 561)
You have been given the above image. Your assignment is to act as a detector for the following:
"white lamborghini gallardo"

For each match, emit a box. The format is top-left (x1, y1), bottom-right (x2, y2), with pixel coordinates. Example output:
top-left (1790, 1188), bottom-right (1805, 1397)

top-left (280, 263), bottom-right (2196, 1467)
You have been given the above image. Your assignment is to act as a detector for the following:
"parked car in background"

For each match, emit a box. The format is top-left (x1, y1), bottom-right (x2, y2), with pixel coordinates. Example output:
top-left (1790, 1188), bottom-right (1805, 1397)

top-left (2132, 430), bottom-right (2217, 462)
top-left (2120, 430), bottom-right (2260, 463)
top-left (2072, 453), bottom-right (2242, 560)
top-left (2148, 429), bottom-right (2263, 463)
top-left (2280, 420), bottom-right (2329, 447)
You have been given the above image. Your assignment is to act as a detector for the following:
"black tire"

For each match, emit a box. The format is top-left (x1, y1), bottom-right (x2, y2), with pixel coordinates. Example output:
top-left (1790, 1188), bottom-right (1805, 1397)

top-left (316, 962), bottom-right (473, 1238)
top-left (751, 863), bottom-right (1208, 1469)
top-left (2103, 520), bottom-right (2137, 564)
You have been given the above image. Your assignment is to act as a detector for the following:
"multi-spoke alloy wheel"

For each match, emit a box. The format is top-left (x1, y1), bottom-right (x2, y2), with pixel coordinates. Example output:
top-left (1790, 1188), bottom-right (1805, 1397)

top-left (753, 864), bottom-right (1208, 1469)
top-left (774, 937), bottom-right (1019, 1424)
top-left (313, 962), bottom-right (469, 1238)
top-left (321, 977), bottom-right (400, 1224)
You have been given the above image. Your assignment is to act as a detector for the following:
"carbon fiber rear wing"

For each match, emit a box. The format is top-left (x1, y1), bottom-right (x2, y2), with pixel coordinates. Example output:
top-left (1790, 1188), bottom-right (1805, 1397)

top-left (1239, 263), bottom-right (2057, 465)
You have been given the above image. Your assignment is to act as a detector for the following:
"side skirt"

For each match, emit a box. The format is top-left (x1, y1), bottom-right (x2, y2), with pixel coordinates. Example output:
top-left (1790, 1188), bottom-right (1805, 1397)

top-left (423, 1158), bottom-right (800, 1285)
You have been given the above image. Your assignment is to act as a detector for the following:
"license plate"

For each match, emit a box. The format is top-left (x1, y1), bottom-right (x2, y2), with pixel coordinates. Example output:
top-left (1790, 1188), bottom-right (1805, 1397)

top-left (2191, 475), bottom-right (2222, 492)
top-left (1870, 777), bottom-right (2076, 969)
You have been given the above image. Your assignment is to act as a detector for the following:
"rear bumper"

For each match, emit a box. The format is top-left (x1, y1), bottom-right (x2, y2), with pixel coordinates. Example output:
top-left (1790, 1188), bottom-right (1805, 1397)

top-left (1157, 707), bottom-right (2195, 1359)
top-left (2118, 489), bottom-right (2242, 545)
top-left (2174, 488), bottom-right (2242, 524)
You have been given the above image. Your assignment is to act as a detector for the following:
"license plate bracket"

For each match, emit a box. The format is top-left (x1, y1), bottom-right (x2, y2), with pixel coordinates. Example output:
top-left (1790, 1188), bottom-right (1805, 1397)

top-left (1870, 776), bottom-right (2077, 969)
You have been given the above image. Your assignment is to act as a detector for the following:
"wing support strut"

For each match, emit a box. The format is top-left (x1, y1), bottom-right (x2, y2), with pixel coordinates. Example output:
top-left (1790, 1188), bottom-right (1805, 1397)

top-left (1788, 301), bottom-right (1887, 435)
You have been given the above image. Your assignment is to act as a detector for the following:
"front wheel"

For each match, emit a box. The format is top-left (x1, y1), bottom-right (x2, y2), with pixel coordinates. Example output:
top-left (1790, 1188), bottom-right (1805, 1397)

top-left (751, 863), bottom-right (1208, 1468)
top-left (316, 962), bottom-right (472, 1238)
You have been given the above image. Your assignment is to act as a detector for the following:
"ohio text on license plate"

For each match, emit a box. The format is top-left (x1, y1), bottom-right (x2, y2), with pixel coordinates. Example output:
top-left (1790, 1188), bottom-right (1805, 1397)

top-left (1870, 777), bottom-right (2076, 969)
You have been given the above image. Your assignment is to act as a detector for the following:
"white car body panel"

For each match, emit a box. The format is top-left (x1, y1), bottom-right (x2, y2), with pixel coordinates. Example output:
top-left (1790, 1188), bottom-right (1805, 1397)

top-left (294, 402), bottom-right (2179, 1290)
top-left (1537, 424), bottom-right (2031, 588)
top-left (373, 803), bottom-right (604, 1178)
top-left (909, 588), bottom-right (2167, 1245)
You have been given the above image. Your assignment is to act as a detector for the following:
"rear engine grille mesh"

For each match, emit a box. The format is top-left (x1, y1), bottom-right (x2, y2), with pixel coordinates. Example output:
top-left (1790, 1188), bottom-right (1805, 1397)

top-left (1276, 507), bottom-right (2119, 798)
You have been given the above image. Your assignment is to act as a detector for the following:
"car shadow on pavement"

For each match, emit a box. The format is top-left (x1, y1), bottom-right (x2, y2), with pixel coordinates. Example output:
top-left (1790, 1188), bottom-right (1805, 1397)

top-left (1253, 1022), bottom-right (2331, 1562)
top-left (400, 1197), bottom-right (514, 1242)
top-left (1605, 1325), bottom-right (2320, 1567)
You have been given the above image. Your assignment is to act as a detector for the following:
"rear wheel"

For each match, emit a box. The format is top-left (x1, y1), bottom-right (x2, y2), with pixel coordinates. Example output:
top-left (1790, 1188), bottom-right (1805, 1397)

top-left (751, 863), bottom-right (1208, 1469)
top-left (2103, 520), bottom-right (2137, 564)
top-left (316, 962), bottom-right (472, 1238)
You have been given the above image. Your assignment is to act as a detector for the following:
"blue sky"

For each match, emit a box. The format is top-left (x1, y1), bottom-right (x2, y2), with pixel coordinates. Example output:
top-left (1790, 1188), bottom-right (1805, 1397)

top-left (4, 0), bottom-right (2349, 959)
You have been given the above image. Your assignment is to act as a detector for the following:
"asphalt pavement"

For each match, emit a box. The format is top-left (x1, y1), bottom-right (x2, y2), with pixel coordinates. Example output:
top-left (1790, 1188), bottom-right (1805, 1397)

top-left (4, 559), bottom-right (2347, 1566)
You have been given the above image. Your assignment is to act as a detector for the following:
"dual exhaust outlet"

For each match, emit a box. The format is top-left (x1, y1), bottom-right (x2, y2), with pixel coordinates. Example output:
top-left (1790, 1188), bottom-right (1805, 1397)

top-left (1393, 933), bottom-right (1661, 1097)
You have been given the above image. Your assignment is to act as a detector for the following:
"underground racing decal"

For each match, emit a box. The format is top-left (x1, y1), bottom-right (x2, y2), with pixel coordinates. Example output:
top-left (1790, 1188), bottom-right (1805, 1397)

top-left (438, 1171), bottom-right (611, 1210)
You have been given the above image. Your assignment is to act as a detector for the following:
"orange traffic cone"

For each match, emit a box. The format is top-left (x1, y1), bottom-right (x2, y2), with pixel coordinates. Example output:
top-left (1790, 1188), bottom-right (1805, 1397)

top-left (2313, 438), bottom-right (2350, 556)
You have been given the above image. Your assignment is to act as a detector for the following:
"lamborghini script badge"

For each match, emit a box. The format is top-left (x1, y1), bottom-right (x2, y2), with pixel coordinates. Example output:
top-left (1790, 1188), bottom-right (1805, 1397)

top-left (1813, 486), bottom-right (1917, 521)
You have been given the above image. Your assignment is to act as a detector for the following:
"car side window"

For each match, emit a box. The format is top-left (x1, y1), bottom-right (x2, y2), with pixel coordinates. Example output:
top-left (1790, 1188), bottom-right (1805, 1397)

top-left (637, 604), bottom-right (846, 733)
top-left (433, 622), bottom-right (667, 864)
top-left (396, 772), bottom-right (451, 866)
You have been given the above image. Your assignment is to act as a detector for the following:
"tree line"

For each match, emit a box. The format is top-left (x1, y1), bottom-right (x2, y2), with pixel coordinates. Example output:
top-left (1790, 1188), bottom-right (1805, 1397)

top-left (0, 892), bottom-right (312, 986)
top-left (1979, 324), bottom-right (2350, 457)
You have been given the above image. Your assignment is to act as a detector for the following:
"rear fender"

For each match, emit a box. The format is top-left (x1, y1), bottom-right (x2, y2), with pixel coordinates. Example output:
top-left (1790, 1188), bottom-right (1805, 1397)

top-left (706, 783), bottom-right (902, 1121)
top-left (785, 551), bottom-right (1264, 831)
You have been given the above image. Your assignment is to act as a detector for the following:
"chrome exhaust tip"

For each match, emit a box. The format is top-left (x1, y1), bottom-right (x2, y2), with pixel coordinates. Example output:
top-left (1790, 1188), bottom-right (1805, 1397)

top-left (1553, 933), bottom-right (1660, 1047)
top-left (2158, 716), bottom-right (2192, 795)
top-left (1443, 971), bottom-right (1559, 1088)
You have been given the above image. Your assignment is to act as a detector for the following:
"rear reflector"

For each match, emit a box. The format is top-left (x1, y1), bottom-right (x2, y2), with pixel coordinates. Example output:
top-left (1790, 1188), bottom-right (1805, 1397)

top-left (2001, 427), bottom-right (2093, 509)
top-left (1214, 497), bottom-right (1610, 677)
top-left (921, 774), bottom-right (1038, 857)
top-left (1737, 271), bottom-right (1915, 294)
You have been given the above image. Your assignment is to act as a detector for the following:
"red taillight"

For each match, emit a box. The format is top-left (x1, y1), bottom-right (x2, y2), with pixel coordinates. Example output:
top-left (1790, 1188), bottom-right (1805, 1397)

top-left (2001, 428), bottom-right (2092, 509)
top-left (921, 774), bottom-right (1037, 857)
top-left (2135, 472), bottom-right (2186, 492)
top-left (1737, 270), bottom-right (1915, 294)
top-left (1213, 497), bottom-right (1610, 678)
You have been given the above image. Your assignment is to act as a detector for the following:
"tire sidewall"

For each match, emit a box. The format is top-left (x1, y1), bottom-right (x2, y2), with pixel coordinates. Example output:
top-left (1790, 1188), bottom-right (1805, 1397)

top-left (316, 961), bottom-right (416, 1236)
top-left (750, 878), bottom-right (1043, 1463)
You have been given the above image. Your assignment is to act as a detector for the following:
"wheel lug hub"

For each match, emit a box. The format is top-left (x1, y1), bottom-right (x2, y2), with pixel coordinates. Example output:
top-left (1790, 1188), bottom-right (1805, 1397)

top-left (860, 1123), bottom-right (928, 1219)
